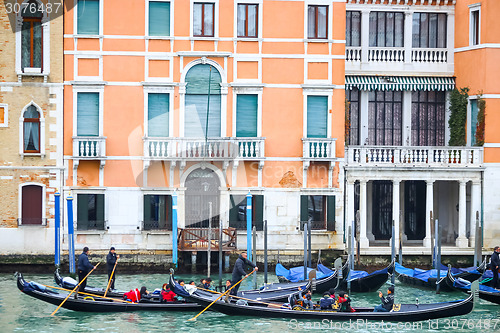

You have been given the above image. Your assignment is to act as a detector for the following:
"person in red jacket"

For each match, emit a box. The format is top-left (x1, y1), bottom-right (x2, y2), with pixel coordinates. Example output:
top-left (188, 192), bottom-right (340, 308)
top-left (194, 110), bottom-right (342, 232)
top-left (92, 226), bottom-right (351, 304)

top-left (161, 283), bottom-right (177, 302)
top-left (337, 291), bottom-right (355, 312)
top-left (123, 288), bottom-right (141, 303)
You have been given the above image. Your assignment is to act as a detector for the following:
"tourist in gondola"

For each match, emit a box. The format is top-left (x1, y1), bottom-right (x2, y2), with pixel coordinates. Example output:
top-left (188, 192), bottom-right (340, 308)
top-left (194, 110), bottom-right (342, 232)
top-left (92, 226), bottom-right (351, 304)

top-left (337, 292), bottom-right (355, 312)
top-left (161, 283), bottom-right (177, 302)
top-left (77, 247), bottom-right (94, 294)
top-left (197, 278), bottom-right (207, 288)
top-left (106, 247), bottom-right (119, 290)
top-left (297, 286), bottom-right (314, 309)
top-left (492, 246), bottom-right (500, 289)
top-left (230, 252), bottom-right (258, 295)
top-left (139, 286), bottom-right (154, 302)
top-left (374, 286), bottom-right (394, 312)
top-left (189, 281), bottom-right (196, 286)
top-left (319, 292), bottom-right (335, 310)
top-left (123, 288), bottom-right (141, 302)
top-left (225, 279), bottom-right (232, 291)
top-left (204, 278), bottom-right (214, 290)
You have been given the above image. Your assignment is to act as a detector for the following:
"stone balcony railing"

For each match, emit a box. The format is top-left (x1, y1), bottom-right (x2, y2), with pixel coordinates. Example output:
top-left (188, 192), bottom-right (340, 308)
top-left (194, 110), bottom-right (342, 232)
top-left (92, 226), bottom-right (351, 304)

top-left (368, 47), bottom-right (405, 62)
top-left (346, 146), bottom-right (483, 167)
top-left (302, 138), bottom-right (337, 160)
top-left (411, 48), bottom-right (448, 63)
top-left (346, 47), bottom-right (449, 64)
top-left (72, 136), bottom-right (107, 159)
top-left (144, 137), bottom-right (265, 161)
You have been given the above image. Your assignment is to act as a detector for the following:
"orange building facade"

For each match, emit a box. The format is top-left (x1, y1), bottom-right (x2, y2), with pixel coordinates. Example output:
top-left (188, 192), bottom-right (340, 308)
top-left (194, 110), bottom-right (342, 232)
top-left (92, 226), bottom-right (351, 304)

top-left (63, 0), bottom-right (346, 255)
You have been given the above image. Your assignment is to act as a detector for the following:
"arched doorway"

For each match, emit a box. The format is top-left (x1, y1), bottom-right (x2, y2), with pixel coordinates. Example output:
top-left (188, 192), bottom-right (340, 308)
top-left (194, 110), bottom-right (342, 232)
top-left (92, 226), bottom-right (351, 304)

top-left (185, 168), bottom-right (220, 228)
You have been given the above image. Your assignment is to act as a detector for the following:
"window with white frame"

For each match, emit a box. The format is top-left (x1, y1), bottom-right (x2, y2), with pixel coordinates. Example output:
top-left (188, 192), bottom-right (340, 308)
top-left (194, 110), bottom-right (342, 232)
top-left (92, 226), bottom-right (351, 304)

top-left (22, 105), bottom-right (41, 153)
top-left (143, 194), bottom-right (172, 230)
top-left (470, 6), bottom-right (480, 46)
top-left (77, 193), bottom-right (105, 230)
top-left (21, 0), bottom-right (43, 71)
top-left (368, 91), bottom-right (402, 145)
top-left (77, 0), bottom-right (100, 35)
top-left (147, 93), bottom-right (170, 137)
top-left (20, 184), bottom-right (44, 225)
top-left (412, 13), bottom-right (447, 48)
top-left (346, 88), bottom-right (360, 145)
top-left (236, 94), bottom-right (258, 137)
top-left (307, 5), bottom-right (328, 39)
top-left (470, 98), bottom-right (479, 146)
top-left (369, 12), bottom-right (404, 47)
top-left (411, 91), bottom-right (446, 146)
top-left (149, 1), bottom-right (171, 36)
top-left (237, 3), bottom-right (258, 38)
top-left (77, 92), bottom-right (99, 136)
top-left (346, 11), bottom-right (361, 47)
top-left (0, 104), bottom-right (8, 127)
top-left (306, 95), bottom-right (328, 138)
top-left (193, 2), bottom-right (215, 37)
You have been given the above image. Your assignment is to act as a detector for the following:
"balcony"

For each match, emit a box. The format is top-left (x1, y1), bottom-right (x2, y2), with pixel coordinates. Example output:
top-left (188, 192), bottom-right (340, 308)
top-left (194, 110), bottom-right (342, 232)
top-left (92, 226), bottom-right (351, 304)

top-left (346, 146), bottom-right (483, 168)
top-left (144, 137), bottom-right (265, 161)
top-left (302, 138), bottom-right (337, 160)
top-left (72, 136), bottom-right (107, 159)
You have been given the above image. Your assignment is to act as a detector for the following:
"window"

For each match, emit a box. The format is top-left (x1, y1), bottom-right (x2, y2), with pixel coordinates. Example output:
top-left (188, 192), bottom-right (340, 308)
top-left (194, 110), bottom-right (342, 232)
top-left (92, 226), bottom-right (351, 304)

top-left (21, 0), bottom-right (43, 71)
top-left (470, 99), bottom-right (478, 146)
top-left (77, 92), bottom-right (99, 136)
top-left (193, 2), bottom-right (214, 37)
top-left (346, 88), bottom-right (360, 145)
top-left (372, 181), bottom-right (392, 240)
top-left (470, 8), bottom-right (480, 46)
top-left (77, 194), bottom-right (105, 230)
top-left (21, 185), bottom-right (44, 225)
top-left (237, 3), bottom-right (258, 38)
top-left (369, 12), bottom-right (404, 47)
top-left (236, 94), bottom-right (258, 137)
top-left (0, 104), bottom-right (7, 127)
top-left (412, 13), bottom-right (447, 48)
top-left (77, 0), bottom-right (99, 35)
top-left (346, 11), bottom-right (361, 47)
top-left (148, 93), bottom-right (169, 137)
top-left (229, 195), bottom-right (264, 231)
top-left (23, 106), bottom-right (40, 153)
top-left (300, 195), bottom-right (335, 231)
top-left (368, 91), bottom-right (402, 146)
top-left (143, 195), bottom-right (172, 230)
top-left (307, 5), bottom-right (328, 39)
top-left (411, 91), bottom-right (446, 146)
top-left (307, 96), bottom-right (328, 138)
top-left (149, 1), bottom-right (170, 36)
top-left (184, 64), bottom-right (221, 137)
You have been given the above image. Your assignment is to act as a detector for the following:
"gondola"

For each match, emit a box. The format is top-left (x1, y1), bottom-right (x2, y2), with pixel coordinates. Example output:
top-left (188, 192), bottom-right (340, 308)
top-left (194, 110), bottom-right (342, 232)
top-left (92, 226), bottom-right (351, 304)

top-left (444, 266), bottom-right (500, 305)
top-left (396, 259), bottom-right (485, 291)
top-left (17, 273), bottom-right (201, 312)
top-left (338, 259), bottom-right (395, 292)
top-left (174, 277), bottom-right (477, 321)
top-left (276, 260), bottom-right (349, 294)
top-left (168, 269), bottom-right (309, 303)
top-left (54, 268), bottom-right (125, 298)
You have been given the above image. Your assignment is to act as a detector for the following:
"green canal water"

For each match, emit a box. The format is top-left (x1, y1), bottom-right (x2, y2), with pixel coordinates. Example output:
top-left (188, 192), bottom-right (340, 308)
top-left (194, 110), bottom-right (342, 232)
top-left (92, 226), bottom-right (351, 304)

top-left (1, 271), bottom-right (499, 333)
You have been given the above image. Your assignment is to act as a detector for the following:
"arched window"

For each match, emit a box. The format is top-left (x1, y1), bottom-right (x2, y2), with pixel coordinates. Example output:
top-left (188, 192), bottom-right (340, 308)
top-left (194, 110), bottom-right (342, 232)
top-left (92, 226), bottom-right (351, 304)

top-left (23, 105), bottom-right (40, 153)
top-left (21, 184), bottom-right (44, 225)
top-left (21, 0), bottom-right (43, 71)
top-left (184, 64), bottom-right (222, 137)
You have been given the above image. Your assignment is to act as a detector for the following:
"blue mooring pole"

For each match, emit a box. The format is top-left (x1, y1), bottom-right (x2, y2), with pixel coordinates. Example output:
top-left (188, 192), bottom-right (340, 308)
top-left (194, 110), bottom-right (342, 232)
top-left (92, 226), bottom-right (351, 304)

top-left (246, 192), bottom-right (252, 261)
top-left (172, 191), bottom-right (178, 268)
top-left (67, 194), bottom-right (76, 275)
top-left (54, 191), bottom-right (61, 267)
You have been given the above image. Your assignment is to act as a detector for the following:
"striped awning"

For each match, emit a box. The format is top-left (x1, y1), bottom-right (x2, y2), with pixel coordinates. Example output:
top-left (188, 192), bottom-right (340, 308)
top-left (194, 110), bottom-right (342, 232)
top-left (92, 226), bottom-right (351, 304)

top-left (345, 76), bottom-right (455, 91)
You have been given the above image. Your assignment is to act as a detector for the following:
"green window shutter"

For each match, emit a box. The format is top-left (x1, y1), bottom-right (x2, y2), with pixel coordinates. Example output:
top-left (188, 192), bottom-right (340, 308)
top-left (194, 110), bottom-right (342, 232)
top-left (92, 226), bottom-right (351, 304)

top-left (326, 196), bottom-right (336, 231)
top-left (470, 100), bottom-right (478, 146)
top-left (77, 92), bottom-right (99, 136)
top-left (77, 0), bottom-right (99, 35)
top-left (185, 64), bottom-right (221, 94)
top-left (143, 195), bottom-right (152, 229)
top-left (300, 195), bottom-right (308, 231)
top-left (148, 93), bottom-right (169, 137)
top-left (229, 195), bottom-right (244, 229)
top-left (185, 94), bottom-right (221, 137)
top-left (96, 194), bottom-right (105, 229)
top-left (307, 96), bottom-right (328, 138)
top-left (253, 195), bottom-right (264, 231)
top-left (149, 1), bottom-right (170, 36)
top-left (236, 95), bottom-right (258, 137)
top-left (77, 194), bottom-right (89, 230)
top-left (167, 195), bottom-right (173, 231)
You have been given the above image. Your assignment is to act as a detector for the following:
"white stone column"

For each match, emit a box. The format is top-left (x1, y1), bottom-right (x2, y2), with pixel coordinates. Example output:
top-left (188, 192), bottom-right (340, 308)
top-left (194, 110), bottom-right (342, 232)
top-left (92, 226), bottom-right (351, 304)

top-left (469, 180), bottom-right (481, 247)
top-left (404, 11), bottom-right (413, 65)
top-left (361, 10), bottom-right (370, 64)
top-left (359, 180), bottom-right (369, 248)
top-left (423, 180), bottom-right (434, 248)
top-left (360, 91), bottom-right (369, 145)
top-left (456, 180), bottom-right (468, 247)
top-left (392, 179), bottom-right (401, 247)
top-left (347, 179), bottom-right (355, 243)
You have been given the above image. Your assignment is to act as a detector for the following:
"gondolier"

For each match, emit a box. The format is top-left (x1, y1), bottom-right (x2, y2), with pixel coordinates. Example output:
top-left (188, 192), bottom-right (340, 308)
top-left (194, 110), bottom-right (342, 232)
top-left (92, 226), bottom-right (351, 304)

top-left (77, 247), bottom-right (95, 293)
top-left (491, 246), bottom-right (500, 289)
top-left (106, 247), bottom-right (119, 290)
top-left (230, 252), bottom-right (258, 295)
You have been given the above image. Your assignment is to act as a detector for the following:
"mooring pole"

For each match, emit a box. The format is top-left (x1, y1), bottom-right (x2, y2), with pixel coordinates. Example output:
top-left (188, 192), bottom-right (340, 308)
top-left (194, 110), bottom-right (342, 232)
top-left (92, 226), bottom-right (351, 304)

top-left (253, 226), bottom-right (257, 289)
top-left (399, 211), bottom-right (403, 265)
top-left (391, 219), bottom-right (396, 286)
top-left (246, 192), bottom-right (252, 262)
top-left (54, 191), bottom-right (61, 268)
top-left (264, 219), bottom-right (268, 284)
top-left (219, 216), bottom-right (223, 290)
top-left (207, 202), bottom-right (212, 278)
top-left (172, 191), bottom-right (178, 268)
top-left (304, 221), bottom-right (308, 282)
top-left (436, 219), bottom-right (441, 294)
top-left (66, 194), bottom-right (75, 276)
top-left (308, 218), bottom-right (312, 268)
top-left (474, 211), bottom-right (480, 267)
top-left (347, 222), bottom-right (353, 294)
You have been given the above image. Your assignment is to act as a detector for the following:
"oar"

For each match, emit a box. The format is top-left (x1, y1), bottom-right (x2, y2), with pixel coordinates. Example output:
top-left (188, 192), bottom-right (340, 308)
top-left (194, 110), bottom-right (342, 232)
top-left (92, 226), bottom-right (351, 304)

top-left (36, 282), bottom-right (133, 303)
top-left (188, 267), bottom-right (257, 321)
top-left (104, 258), bottom-right (118, 297)
top-left (50, 262), bottom-right (100, 316)
top-left (195, 286), bottom-right (283, 307)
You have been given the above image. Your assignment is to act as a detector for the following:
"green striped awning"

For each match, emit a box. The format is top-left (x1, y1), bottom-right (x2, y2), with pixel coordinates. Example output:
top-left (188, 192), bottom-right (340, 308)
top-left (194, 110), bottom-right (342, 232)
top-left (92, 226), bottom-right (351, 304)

top-left (345, 76), bottom-right (455, 91)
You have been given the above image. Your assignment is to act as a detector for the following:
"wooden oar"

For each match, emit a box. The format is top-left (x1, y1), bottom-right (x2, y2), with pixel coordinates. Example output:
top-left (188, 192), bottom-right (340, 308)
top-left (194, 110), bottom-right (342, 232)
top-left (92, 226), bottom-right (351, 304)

top-left (188, 267), bottom-right (257, 321)
top-left (50, 263), bottom-right (100, 316)
top-left (194, 286), bottom-right (283, 307)
top-left (104, 258), bottom-right (118, 297)
top-left (36, 282), bottom-right (133, 304)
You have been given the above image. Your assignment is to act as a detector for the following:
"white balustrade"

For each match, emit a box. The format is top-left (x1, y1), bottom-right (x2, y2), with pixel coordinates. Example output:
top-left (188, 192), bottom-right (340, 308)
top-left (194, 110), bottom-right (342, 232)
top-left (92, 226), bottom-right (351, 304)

top-left (368, 47), bottom-right (405, 62)
top-left (347, 146), bottom-right (483, 167)
top-left (411, 48), bottom-right (448, 63)
top-left (346, 47), bottom-right (361, 61)
top-left (73, 136), bottom-right (106, 158)
top-left (302, 138), bottom-right (337, 159)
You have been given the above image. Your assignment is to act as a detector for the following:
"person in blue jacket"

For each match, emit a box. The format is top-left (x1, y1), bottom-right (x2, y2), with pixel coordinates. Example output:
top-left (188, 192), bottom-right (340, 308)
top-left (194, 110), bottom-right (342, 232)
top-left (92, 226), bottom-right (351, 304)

top-left (77, 247), bottom-right (95, 293)
top-left (230, 252), bottom-right (257, 295)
